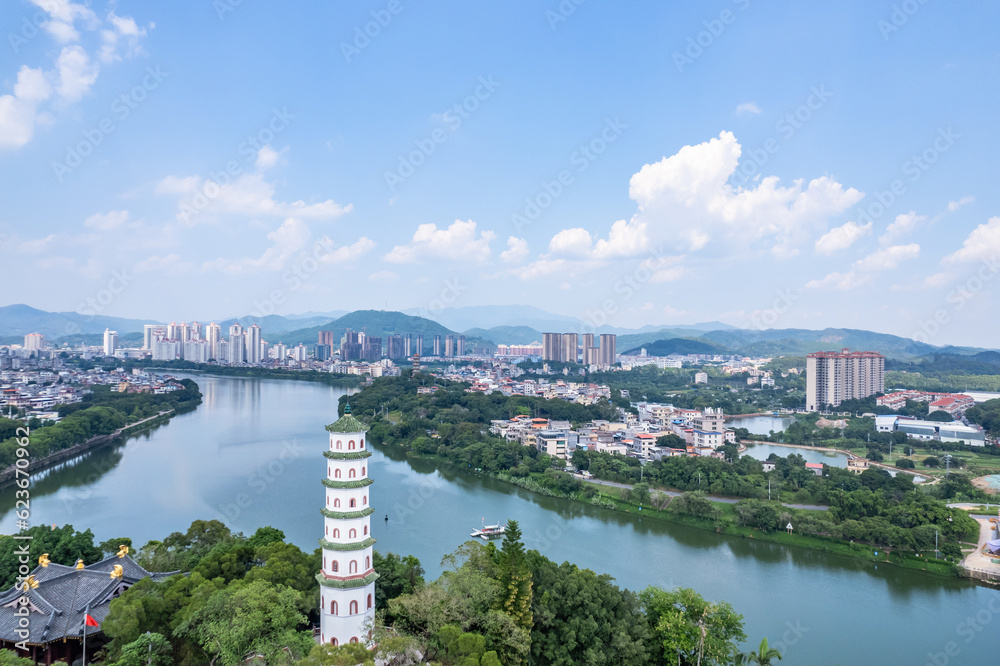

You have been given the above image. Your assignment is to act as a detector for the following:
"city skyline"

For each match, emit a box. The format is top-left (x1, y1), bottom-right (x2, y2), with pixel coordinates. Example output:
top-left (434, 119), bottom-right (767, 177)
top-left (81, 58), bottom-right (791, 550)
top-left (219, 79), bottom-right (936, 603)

top-left (2, 2), bottom-right (999, 347)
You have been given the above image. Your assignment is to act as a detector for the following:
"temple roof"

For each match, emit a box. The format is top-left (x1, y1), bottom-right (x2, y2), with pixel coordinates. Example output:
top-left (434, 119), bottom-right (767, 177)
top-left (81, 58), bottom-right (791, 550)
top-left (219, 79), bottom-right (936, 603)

top-left (325, 404), bottom-right (369, 434)
top-left (0, 553), bottom-right (179, 645)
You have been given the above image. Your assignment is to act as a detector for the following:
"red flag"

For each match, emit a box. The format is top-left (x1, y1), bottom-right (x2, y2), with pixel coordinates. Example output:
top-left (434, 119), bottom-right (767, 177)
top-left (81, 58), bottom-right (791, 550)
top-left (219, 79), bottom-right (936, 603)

top-left (84, 614), bottom-right (99, 627)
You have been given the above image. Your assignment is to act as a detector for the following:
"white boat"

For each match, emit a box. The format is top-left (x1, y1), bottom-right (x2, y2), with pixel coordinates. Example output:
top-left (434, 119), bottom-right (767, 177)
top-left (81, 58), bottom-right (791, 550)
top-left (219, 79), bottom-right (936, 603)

top-left (470, 523), bottom-right (506, 540)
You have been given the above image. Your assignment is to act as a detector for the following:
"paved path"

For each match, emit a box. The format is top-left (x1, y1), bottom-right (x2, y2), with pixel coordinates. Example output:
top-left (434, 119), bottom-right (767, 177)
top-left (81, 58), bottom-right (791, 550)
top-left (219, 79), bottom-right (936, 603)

top-left (960, 517), bottom-right (1000, 578)
top-left (581, 476), bottom-right (829, 511)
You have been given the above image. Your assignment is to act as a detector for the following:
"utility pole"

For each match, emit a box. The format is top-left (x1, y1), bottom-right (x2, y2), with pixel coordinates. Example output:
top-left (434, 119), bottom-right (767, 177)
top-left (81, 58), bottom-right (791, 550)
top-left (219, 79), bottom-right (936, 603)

top-left (935, 530), bottom-right (939, 560)
top-left (768, 477), bottom-right (771, 501)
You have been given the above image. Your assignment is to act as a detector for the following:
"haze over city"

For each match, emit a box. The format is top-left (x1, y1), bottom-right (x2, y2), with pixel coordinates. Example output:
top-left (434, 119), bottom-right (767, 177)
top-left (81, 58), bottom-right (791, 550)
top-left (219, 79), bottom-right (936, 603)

top-left (1, 1), bottom-right (999, 347)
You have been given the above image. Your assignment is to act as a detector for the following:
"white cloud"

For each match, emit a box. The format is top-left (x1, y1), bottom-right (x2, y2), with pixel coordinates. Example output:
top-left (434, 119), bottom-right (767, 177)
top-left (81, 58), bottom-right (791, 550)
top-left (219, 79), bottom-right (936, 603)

top-left (735, 102), bottom-right (762, 116)
top-left (548, 228), bottom-right (593, 257)
top-left (32, 0), bottom-right (98, 43)
top-left (807, 243), bottom-right (920, 290)
top-left (500, 237), bottom-right (529, 263)
top-left (159, 172), bottom-right (352, 224)
top-left (84, 210), bottom-right (129, 231)
top-left (55, 45), bottom-right (99, 102)
top-left (99, 12), bottom-right (150, 62)
top-left (385, 220), bottom-right (496, 264)
top-left (948, 196), bottom-right (975, 212)
top-left (880, 211), bottom-right (925, 244)
top-left (546, 219), bottom-right (649, 260)
top-left (627, 131), bottom-right (863, 256)
top-left (814, 220), bottom-right (872, 254)
top-left (203, 218), bottom-right (312, 274)
top-left (19, 234), bottom-right (57, 254)
top-left (0, 67), bottom-right (52, 149)
top-left (255, 145), bottom-right (286, 170)
top-left (316, 236), bottom-right (376, 263)
top-left (943, 216), bottom-right (1000, 264)
top-left (368, 270), bottom-right (400, 283)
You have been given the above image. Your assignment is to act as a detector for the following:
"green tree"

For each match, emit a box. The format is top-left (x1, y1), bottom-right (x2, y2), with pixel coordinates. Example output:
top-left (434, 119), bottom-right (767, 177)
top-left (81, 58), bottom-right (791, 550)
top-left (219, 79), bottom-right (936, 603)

top-left (297, 642), bottom-right (375, 666)
top-left (173, 579), bottom-right (312, 666)
top-left (640, 586), bottom-right (746, 666)
top-left (498, 520), bottom-right (533, 633)
top-left (738, 637), bottom-right (783, 665)
top-left (923, 456), bottom-right (941, 468)
top-left (374, 551), bottom-right (425, 611)
top-left (245, 526), bottom-right (285, 549)
top-left (110, 632), bottom-right (173, 666)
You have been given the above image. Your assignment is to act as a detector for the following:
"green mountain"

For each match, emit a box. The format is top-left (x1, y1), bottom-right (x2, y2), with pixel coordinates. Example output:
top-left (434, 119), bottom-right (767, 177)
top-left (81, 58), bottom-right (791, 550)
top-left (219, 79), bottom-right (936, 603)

top-left (218, 314), bottom-right (336, 338)
top-left (463, 326), bottom-right (543, 345)
top-left (622, 338), bottom-right (726, 356)
top-left (0, 304), bottom-right (156, 338)
top-left (276, 310), bottom-right (457, 347)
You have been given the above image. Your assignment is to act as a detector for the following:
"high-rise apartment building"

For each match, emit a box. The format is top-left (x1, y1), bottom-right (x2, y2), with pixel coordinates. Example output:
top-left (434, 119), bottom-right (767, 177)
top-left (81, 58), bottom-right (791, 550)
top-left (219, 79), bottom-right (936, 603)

top-left (23, 333), bottom-right (44, 350)
top-left (315, 344), bottom-right (332, 361)
top-left (542, 333), bottom-right (561, 361)
top-left (387, 335), bottom-right (405, 359)
top-left (245, 324), bottom-right (262, 364)
top-left (444, 334), bottom-right (454, 358)
top-left (403, 334), bottom-right (412, 359)
top-left (228, 323), bottom-right (245, 364)
top-left (433, 335), bottom-right (442, 357)
top-left (318, 330), bottom-right (335, 347)
top-left (178, 322), bottom-right (191, 344)
top-left (206, 323), bottom-right (222, 360)
top-left (103, 329), bottom-right (118, 357)
top-left (415, 334), bottom-right (423, 357)
top-left (806, 349), bottom-right (885, 411)
top-left (190, 321), bottom-right (203, 341)
top-left (340, 329), bottom-right (362, 361)
top-left (560, 333), bottom-right (578, 364)
top-left (599, 334), bottom-right (617, 367)
top-left (457, 335), bottom-right (465, 357)
top-left (362, 336), bottom-right (382, 361)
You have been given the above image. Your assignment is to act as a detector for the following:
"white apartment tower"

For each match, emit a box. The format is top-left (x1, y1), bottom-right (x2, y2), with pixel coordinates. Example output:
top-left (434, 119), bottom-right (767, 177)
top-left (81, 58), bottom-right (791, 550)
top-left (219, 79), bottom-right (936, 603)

top-left (806, 349), bottom-right (885, 412)
top-left (228, 323), bottom-right (245, 364)
top-left (103, 329), bottom-right (118, 357)
top-left (245, 324), bottom-right (262, 364)
top-left (319, 405), bottom-right (377, 647)
top-left (206, 323), bottom-right (222, 360)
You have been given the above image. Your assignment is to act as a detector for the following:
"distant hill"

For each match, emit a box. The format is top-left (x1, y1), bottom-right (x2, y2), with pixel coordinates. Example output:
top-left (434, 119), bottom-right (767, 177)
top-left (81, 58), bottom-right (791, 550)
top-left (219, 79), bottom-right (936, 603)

top-left (410, 305), bottom-right (580, 333)
top-left (700, 328), bottom-right (943, 359)
top-left (278, 310), bottom-right (457, 347)
top-left (464, 326), bottom-right (543, 345)
top-left (0, 304), bottom-right (156, 338)
top-left (622, 338), bottom-right (726, 356)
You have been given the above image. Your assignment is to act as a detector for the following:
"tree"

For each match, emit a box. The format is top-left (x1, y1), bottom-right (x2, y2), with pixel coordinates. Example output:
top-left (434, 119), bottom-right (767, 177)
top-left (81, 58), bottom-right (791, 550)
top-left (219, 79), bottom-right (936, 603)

top-left (738, 637), bottom-right (783, 665)
top-left (110, 632), bottom-right (173, 666)
top-left (896, 459), bottom-right (915, 469)
top-left (640, 586), bottom-right (746, 666)
top-left (297, 642), bottom-right (375, 666)
top-left (656, 434), bottom-right (686, 449)
top-left (246, 526), bottom-right (285, 549)
top-left (173, 579), bottom-right (312, 666)
top-left (923, 456), bottom-right (941, 468)
top-left (374, 551), bottom-right (425, 611)
top-left (498, 521), bottom-right (533, 633)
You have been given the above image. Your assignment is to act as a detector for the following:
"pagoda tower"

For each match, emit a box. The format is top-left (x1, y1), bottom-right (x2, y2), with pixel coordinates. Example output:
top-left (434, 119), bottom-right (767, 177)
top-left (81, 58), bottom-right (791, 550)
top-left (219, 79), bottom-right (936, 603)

top-left (318, 404), bottom-right (377, 646)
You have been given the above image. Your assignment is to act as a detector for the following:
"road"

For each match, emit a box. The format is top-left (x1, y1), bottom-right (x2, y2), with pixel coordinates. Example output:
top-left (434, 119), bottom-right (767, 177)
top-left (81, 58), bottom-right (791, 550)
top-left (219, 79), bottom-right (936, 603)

top-left (581, 476), bottom-right (829, 511)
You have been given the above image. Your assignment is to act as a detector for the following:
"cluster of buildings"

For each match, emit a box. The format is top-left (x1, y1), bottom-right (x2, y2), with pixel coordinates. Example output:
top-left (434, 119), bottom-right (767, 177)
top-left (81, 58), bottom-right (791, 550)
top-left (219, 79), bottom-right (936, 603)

top-left (806, 349), bottom-right (885, 412)
top-left (0, 367), bottom-right (183, 418)
top-left (875, 415), bottom-right (986, 445)
top-left (333, 329), bottom-right (469, 362)
top-left (487, 404), bottom-right (737, 462)
top-left (876, 390), bottom-right (976, 418)
top-left (539, 332), bottom-right (617, 367)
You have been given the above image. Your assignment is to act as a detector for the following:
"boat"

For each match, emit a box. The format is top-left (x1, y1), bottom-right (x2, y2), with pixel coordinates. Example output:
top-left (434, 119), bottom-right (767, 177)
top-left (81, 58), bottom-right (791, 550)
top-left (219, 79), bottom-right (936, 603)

top-left (470, 522), bottom-right (506, 540)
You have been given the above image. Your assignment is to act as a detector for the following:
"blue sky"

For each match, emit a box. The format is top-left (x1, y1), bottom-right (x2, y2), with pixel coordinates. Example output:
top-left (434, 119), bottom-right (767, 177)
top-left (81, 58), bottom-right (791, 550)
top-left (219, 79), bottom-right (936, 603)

top-left (1, 0), bottom-right (999, 346)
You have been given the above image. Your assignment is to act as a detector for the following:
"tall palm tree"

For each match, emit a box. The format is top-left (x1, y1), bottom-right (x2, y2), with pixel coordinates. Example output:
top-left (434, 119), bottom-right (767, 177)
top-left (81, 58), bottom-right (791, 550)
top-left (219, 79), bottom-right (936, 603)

top-left (735, 637), bottom-right (783, 665)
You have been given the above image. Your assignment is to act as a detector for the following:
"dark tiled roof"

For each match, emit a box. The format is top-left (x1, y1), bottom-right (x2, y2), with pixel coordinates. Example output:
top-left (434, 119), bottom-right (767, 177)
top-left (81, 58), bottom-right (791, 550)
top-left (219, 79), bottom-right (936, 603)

top-left (0, 555), bottom-right (179, 645)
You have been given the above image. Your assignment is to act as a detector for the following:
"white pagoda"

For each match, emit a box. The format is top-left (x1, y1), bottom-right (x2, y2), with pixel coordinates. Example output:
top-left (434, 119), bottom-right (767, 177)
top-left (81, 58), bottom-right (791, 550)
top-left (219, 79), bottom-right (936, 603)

top-left (318, 404), bottom-right (377, 646)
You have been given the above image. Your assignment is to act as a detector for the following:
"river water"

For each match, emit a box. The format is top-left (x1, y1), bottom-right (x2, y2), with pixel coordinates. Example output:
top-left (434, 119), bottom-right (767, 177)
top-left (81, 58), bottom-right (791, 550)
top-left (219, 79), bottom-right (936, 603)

top-left (2, 374), bottom-right (996, 665)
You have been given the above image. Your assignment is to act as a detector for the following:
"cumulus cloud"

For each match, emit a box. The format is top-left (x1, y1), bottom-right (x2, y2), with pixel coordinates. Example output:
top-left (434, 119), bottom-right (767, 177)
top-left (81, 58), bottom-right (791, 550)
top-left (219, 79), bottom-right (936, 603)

top-left (880, 211), bottom-right (925, 244)
top-left (546, 219), bottom-right (649, 260)
top-left (385, 220), bottom-right (496, 264)
top-left (735, 102), bottom-right (762, 116)
top-left (943, 216), bottom-right (1000, 264)
top-left (84, 210), bottom-right (130, 231)
top-left (0, 3), bottom-right (150, 150)
top-left (627, 131), bottom-right (863, 257)
top-left (203, 218), bottom-right (312, 274)
top-left (500, 237), bottom-right (529, 263)
top-left (807, 243), bottom-right (920, 290)
top-left (815, 220), bottom-right (872, 254)
top-left (948, 196), bottom-right (975, 212)
top-left (255, 145), bottom-right (286, 170)
top-left (316, 236), bottom-right (376, 263)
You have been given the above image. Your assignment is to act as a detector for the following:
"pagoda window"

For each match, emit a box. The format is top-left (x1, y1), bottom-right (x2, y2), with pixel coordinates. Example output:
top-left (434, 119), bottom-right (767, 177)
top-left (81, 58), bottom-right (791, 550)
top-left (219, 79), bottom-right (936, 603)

top-left (333, 528), bottom-right (340, 538)
top-left (350, 601), bottom-right (358, 615)
top-left (365, 555), bottom-right (370, 569)
top-left (360, 439), bottom-right (364, 448)
top-left (336, 440), bottom-right (342, 450)
top-left (334, 469), bottom-right (342, 478)
top-left (349, 468), bottom-right (356, 478)
top-left (349, 560), bottom-right (358, 573)
top-left (367, 593), bottom-right (372, 609)
top-left (331, 600), bottom-right (338, 614)
top-left (349, 498), bottom-right (357, 508)
top-left (349, 440), bottom-right (356, 450)
top-left (363, 526), bottom-right (368, 535)
top-left (362, 495), bottom-right (367, 505)
top-left (349, 528), bottom-right (357, 538)
top-left (332, 561), bottom-right (339, 572)
top-left (334, 499), bottom-right (341, 508)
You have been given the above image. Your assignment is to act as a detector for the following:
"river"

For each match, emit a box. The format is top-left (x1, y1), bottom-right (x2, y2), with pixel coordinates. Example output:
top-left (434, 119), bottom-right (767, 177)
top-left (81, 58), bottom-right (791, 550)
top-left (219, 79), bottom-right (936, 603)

top-left (2, 374), bottom-right (996, 665)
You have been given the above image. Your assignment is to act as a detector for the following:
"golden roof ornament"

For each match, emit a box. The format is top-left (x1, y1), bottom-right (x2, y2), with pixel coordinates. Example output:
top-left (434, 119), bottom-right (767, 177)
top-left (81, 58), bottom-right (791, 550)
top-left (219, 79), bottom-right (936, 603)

top-left (75, 559), bottom-right (85, 569)
top-left (117, 545), bottom-right (129, 559)
top-left (38, 553), bottom-right (50, 567)
top-left (22, 575), bottom-right (39, 590)
top-left (110, 564), bottom-right (124, 579)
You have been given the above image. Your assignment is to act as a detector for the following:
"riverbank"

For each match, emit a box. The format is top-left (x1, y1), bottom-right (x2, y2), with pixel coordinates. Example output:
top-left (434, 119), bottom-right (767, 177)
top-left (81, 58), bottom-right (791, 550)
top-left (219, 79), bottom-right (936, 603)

top-left (0, 409), bottom-right (177, 487)
top-left (381, 444), bottom-right (965, 581)
top-left (138, 362), bottom-right (363, 387)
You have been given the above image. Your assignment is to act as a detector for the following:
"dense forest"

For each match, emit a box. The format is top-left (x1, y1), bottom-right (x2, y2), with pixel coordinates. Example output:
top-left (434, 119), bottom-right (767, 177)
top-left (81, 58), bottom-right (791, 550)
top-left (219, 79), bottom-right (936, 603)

top-left (1, 520), bottom-right (755, 666)
top-left (0, 379), bottom-right (202, 468)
